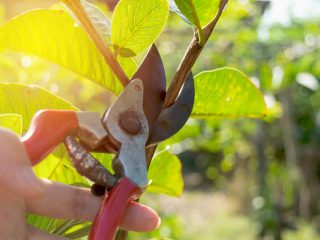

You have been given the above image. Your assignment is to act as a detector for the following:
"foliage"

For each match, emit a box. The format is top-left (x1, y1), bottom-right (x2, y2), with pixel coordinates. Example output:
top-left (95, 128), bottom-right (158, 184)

top-left (112, 0), bottom-right (169, 57)
top-left (3, 0), bottom-right (316, 239)
top-left (0, 9), bottom-right (135, 94)
top-left (147, 151), bottom-right (183, 197)
top-left (173, 0), bottom-right (219, 27)
top-left (192, 67), bottom-right (267, 118)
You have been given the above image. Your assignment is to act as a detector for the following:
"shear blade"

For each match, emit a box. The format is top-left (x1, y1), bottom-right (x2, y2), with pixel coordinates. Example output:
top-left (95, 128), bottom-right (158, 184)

top-left (147, 72), bottom-right (195, 146)
top-left (132, 44), bottom-right (166, 128)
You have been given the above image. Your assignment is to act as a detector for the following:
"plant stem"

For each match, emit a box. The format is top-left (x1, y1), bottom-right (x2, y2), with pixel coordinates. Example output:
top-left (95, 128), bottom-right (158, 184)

top-left (144, 0), bottom-right (229, 204)
top-left (61, 0), bottom-right (129, 87)
top-left (163, 0), bottom-right (228, 108)
top-left (145, 0), bottom-right (228, 184)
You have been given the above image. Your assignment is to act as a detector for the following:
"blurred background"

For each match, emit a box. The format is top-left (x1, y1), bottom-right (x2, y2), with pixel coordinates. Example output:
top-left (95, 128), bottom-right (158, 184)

top-left (0, 0), bottom-right (320, 239)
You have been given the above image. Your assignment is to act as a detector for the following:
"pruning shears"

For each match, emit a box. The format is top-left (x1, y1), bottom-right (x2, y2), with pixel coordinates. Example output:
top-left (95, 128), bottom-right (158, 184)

top-left (21, 45), bottom-right (194, 240)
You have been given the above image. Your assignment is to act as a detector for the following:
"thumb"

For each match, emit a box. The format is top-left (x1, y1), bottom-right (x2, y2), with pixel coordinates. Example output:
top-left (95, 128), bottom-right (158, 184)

top-left (0, 129), bottom-right (44, 197)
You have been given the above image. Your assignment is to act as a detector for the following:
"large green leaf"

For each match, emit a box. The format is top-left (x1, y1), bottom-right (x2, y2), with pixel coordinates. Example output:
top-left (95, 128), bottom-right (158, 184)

top-left (0, 9), bottom-right (136, 94)
top-left (112, 0), bottom-right (169, 57)
top-left (192, 67), bottom-right (267, 118)
top-left (0, 83), bottom-right (76, 131)
top-left (0, 114), bottom-right (22, 135)
top-left (147, 151), bottom-right (183, 197)
top-left (174, 0), bottom-right (220, 27)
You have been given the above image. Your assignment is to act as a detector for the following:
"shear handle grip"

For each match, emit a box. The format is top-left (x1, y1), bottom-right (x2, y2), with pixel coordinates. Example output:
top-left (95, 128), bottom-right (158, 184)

top-left (22, 110), bottom-right (79, 165)
top-left (89, 178), bottom-right (142, 240)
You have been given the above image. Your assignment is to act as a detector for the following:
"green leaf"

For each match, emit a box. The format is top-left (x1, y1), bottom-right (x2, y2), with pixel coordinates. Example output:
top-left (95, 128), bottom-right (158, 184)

top-left (27, 215), bottom-right (58, 233)
top-left (0, 9), bottom-right (137, 95)
top-left (168, 0), bottom-right (191, 24)
top-left (174, 0), bottom-right (220, 27)
top-left (0, 114), bottom-right (22, 135)
top-left (0, 83), bottom-right (76, 131)
top-left (64, 224), bottom-right (91, 239)
top-left (192, 67), bottom-right (267, 118)
top-left (147, 151), bottom-right (183, 197)
top-left (112, 0), bottom-right (169, 57)
top-left (34, 154), bottom-right (89, 184)
top-left (65, 0), bottom-right (111, 39)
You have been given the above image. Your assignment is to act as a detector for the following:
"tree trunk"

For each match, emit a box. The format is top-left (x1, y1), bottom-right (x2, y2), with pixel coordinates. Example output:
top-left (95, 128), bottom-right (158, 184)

top-left (278, 87), bottom-right (309, 218)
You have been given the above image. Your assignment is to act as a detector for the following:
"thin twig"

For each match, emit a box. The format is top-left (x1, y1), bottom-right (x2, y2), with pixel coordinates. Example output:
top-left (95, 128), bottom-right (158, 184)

top-left (145, 0), bottom-right (229, 169)
top-left (62, 0), bottom-right (129, 86)
top-left (164, 0), bottom-right (228, 108)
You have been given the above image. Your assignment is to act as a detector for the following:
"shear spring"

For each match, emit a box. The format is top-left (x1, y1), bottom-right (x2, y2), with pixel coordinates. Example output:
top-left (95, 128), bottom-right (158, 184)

top-left (64, 136), bottom-right (117, 189)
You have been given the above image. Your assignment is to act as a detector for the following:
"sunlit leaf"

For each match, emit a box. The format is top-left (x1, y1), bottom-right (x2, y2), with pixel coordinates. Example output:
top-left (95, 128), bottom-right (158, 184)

top-left (52, 219), bottom-right (85, 236)
top-left (147, 151), bottom-right (183, 197)
top-left (34, 154), bottom-right (89, 184)
top-left (112, 0), bottom-right (169, 57)
top-left (27, 215), bottom-right (58, 233)
top-left (174, 0), bottom-right (220, 27)
top-left (0, 114), bottom-right (22, 135)
top-left (63, 224), bottom-right (91, 239)
top-left (0, 83), bottom-right (76, 131)
top-left (0, 10), bottom-right (137, 94)
top-left (192, 67), bottom-right (267, 118)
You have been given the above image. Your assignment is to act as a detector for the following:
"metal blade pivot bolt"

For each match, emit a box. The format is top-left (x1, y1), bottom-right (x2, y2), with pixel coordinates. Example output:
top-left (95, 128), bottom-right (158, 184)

top-left (103, 79), bottom-right (149, 188)
top-left (119, 111), bottom-right (141, 135)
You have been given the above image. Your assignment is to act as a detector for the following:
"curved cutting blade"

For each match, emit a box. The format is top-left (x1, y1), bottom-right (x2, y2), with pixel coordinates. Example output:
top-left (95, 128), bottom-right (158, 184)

top-left (83, 45), bottom-right (166, 153)
top-left (147, 72), bottom-right (195, 146)
top-left (132, 44), bottom-right (166, 128)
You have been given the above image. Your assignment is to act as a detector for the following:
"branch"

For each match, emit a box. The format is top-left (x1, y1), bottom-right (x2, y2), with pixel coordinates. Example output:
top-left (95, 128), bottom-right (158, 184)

top-left (146, 0), bottom-right (228, 169)
top-left (164, 0), bottom-right (228, 108)
top-left (62, 0), bottom-right (129, 87)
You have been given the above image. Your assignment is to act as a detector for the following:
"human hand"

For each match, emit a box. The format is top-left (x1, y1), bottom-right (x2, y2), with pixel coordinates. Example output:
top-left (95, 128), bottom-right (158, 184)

top-left (0, 129), bottom-right (160, 240)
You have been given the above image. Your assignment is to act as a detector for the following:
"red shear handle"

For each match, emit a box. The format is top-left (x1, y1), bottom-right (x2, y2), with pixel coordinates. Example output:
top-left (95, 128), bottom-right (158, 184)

top-left (89, 178), bottom-right (142, 240)
top-left (22, 110), bottom-right (79, 165)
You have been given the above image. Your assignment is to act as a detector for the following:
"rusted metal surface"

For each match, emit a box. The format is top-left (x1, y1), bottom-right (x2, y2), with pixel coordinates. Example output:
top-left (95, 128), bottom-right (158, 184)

top-left (64, 135), bottom-right (117, 188)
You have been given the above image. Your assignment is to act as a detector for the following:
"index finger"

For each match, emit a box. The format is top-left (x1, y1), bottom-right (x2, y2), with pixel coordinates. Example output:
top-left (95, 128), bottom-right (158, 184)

top-left (26, 179), bottom-right (160, 232)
